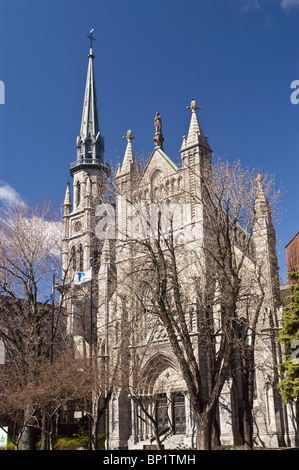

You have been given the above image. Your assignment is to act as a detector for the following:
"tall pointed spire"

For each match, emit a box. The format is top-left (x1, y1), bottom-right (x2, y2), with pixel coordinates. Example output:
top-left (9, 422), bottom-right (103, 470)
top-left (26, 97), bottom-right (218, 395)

top-left (71, 30), bottom-right (106, 177)
top-left (79, 40), bottom-right (100, 141)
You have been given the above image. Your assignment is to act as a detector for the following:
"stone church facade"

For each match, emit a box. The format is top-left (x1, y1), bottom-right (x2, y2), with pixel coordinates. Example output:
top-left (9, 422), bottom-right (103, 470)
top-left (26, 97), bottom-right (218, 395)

top-left (61, 43), bottom-right (298, 449)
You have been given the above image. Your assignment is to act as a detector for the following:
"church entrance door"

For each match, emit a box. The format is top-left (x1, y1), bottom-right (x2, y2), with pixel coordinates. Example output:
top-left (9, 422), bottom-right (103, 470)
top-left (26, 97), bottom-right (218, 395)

top-left (173, 393), bottom-right (186, 435)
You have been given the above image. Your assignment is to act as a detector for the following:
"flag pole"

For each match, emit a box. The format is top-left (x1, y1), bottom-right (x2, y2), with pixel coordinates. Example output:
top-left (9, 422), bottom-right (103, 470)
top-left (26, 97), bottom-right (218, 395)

top-left (89, 271), bottom-right (93, 366)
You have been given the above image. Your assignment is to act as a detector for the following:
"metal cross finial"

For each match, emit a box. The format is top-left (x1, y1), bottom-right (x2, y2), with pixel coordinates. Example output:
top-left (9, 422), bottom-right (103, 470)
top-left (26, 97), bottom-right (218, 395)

top-left (87, 29), bottom-right (95, 48)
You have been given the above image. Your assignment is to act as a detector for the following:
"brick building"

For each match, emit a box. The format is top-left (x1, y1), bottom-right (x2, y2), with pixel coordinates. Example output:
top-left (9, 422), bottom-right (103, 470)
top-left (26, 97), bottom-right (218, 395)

top-left (286, 231), bottom-right (299, 279)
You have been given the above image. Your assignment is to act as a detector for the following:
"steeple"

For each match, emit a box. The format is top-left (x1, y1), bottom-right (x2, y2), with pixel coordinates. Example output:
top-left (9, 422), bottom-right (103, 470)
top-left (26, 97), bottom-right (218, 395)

top-left (70, 30), bottom-right (106, 177)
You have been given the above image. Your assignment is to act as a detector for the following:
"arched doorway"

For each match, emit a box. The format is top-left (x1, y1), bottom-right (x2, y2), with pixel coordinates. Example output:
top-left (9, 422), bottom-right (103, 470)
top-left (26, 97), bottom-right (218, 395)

top-left (137, 353), bottom-right (187, 441)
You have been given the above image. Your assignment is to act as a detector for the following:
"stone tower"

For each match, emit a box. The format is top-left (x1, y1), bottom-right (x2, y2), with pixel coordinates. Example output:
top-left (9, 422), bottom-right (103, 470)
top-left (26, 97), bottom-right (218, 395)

top-left (62, 39), bottom-right (110, 345)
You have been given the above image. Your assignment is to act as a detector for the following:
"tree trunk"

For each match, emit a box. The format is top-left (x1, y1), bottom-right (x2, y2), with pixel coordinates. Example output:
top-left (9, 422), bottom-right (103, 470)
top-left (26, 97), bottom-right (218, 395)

top-left (153, 426), bottom-right (164, 450)
top-left (243, 402), bottom-right (253, 450)
top-left (242, 344), bottom-right (254, 450)
top-left (40, 412), bottom-right (47, 450)
top-left (196, 410), bottom-right (213, 450)
top-left (211, 408), bottom-right (221, 448)
top-left (20, 404), bottom-right (35, 450)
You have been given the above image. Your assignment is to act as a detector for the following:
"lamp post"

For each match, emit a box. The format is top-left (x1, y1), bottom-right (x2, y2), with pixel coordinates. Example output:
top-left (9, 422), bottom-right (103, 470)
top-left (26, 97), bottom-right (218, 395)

top-left (50, 268), bottom-right (55, 365)
top-left (46, 268), bottom-right (55, 451)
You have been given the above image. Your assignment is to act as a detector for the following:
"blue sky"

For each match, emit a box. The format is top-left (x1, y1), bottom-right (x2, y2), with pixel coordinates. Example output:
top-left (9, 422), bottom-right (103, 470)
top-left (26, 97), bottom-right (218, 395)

top-left (0, 0), bottom-right (298, 281)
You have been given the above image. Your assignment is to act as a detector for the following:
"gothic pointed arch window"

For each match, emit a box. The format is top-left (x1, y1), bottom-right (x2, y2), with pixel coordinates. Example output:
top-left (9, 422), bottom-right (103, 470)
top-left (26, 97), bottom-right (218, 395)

top-left (71, 246), bottom-right (76, 273)
top-left (150, 169), bottom-right (163, 202)
top-left (76, 181), bottom-right (81, 207)
top-left (79, 244), bottom-right (84, 272)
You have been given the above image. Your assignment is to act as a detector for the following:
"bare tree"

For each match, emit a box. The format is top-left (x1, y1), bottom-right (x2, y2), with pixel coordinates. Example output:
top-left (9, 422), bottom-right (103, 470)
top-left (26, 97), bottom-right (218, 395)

top-left (0, 352), bottom-right (92, 449)
top-left (0, 201), bottom-right (66, 449)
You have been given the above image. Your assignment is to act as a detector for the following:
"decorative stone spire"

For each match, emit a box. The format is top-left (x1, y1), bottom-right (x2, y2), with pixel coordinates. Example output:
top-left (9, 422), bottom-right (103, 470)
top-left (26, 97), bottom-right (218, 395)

top-left (253, 174), bottom-right (281, 313)
top-left (101, 236), bottom-right (111, 265)
top-left (181, 99), bottom-right (211, 150)
top-left (153, 111), bottom-right (164, 149)
top-left (117, 130), bottom-right (137, 176)
top-left (186, 99), bottom-right (202, 143)
top-left (63, 182), bottom-right (72, 215)
top-left (254, 174), bottom-right (269, 216)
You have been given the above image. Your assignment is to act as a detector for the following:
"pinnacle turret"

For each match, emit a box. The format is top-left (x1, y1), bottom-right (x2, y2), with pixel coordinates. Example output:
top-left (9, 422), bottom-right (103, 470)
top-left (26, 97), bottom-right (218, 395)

top-left (63, 182), bottom-right (72, 215)
top-left (254, 174), bottom-right (269, 216)
top-left (118, 130), bottom-right (137, 176)
top-left (181, 99), bottom-right (211, 151)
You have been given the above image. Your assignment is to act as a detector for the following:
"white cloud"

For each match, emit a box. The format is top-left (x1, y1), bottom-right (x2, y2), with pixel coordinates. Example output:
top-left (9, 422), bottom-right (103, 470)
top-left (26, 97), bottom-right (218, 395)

top-left (241, 0), bottom-right (299, 10)
top-left (241, 0), bottom-right (262, 10)
top-left (0, 181), bottom-right (23, 204)
top-left (280, 0), bottom-right (299, 9)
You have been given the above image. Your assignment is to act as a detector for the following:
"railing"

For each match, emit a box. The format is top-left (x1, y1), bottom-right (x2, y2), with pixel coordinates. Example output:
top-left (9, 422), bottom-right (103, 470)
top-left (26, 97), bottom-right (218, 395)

top-left (70, 158), bottom-right (110, 169)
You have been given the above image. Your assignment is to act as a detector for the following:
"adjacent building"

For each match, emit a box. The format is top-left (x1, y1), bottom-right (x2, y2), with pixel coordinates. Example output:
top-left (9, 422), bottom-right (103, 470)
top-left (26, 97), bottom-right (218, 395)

top-left (286, 231), bottom-right (299, 281)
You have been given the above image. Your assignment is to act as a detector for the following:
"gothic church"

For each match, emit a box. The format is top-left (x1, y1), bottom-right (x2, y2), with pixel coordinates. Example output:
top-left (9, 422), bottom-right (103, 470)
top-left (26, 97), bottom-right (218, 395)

top-left (61, 42), bottom-right (298, 449)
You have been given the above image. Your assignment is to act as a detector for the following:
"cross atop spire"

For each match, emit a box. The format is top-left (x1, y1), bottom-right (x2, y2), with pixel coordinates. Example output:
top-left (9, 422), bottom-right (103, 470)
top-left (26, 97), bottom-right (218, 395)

top-left (123, 129), bottom-right (136, 143)
top-left (187, 98), bottom-right (202, 113)
top-left (87, 28), bottom-right (95, 51)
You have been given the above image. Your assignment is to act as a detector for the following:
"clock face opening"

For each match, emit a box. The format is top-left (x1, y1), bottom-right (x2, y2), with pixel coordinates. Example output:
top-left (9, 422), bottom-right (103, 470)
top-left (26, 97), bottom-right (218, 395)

top-left (74, 221), bottom-right (82, 232)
